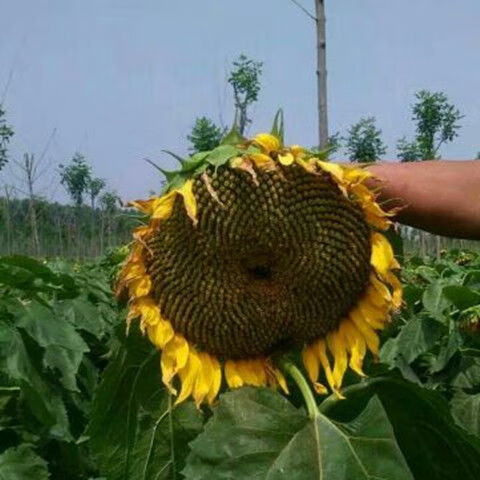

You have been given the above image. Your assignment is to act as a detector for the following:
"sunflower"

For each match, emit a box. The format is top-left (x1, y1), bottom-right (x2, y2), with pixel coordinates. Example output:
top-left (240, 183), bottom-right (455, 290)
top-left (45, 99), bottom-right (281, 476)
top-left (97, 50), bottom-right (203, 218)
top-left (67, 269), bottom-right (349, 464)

top-left (116, 128), bottom-right (402, 407)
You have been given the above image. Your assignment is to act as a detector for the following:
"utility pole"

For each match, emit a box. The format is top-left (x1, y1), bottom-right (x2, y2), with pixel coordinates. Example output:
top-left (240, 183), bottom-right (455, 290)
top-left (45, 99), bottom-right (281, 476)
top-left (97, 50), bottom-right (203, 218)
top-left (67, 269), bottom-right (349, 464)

top-left (315, 0), bottom-right (329, 149)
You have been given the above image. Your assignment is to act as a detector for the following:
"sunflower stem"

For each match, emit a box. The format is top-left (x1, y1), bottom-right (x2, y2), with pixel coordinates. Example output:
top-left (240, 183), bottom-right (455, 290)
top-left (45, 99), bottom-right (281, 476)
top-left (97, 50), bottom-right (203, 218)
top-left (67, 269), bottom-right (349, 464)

top-left (280, 359), bottom-right (319, 420)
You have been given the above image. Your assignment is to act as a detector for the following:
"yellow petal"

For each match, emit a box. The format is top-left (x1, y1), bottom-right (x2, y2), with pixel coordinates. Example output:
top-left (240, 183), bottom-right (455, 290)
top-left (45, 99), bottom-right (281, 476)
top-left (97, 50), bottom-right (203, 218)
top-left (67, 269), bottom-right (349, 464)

top-left (193, 352), bottom-right (214, 407)
top-left (175, 349), bottom-right (201, 405)
top-left (151, 192), bottom-right (177, 221)
top-left (357, 301), bottom-right (387, 330)
top-left (349, 310), bottom-right (380, 356)
top-left (386, 271), bottom-right (403, 309)
top-left (128, 275), bottom-right (152, 298)
top-left (206, 356), bottom-right (222, 405)
top-left (343, 167), bottom-right (372, 184)
top-left (253, 133), bottom-right (280, 153)
top-left (130, 198), bottom-right (159, 215)
top-left (297, 158), bottom-right (317, 173)
top-left (249, 153), bottom-right (276, 170)
top-left (278, 152), bottom-right (294, 166)
top-left (342, 320), bottom-right (367, 377)
top-left (235, 359), bottom-right (267, 386)
top-left (224, 360), bottom-right (243, 388)
top-left (161, 335), bottom-right (189, 390)
top-left (317, 339), bottom-right (344, 398)
top-left (302, 344), bottom-right (320, 383)
top-left (365, 210), bottom-right (392, 231)
top-left (290, 145), bottom-right (304, 157)
top-left (147, 320), bottom-right (174, 349)
top-left (326, 330), bottom-right (348, 391)
top-left (133, 225), bottom-right (153, 240)
top-left (371, 232), bottom-right (394, 278)
top-left (369, 273), bottom-right (392, 304)
top-left (313, 382), bottom-right (329, 395)
top-left (316, 160), bottom-right (345, 183)
top-left (178, 179), bottom-right (198, 226)
top-left (121, 262), bottom-right (146, 283)
top-left (266, 364), bottom-right (289, 394)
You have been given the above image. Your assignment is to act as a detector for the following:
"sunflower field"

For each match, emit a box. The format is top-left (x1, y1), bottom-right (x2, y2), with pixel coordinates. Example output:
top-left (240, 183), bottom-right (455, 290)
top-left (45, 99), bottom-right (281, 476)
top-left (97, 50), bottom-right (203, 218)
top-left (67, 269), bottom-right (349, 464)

top-left (1, 134), bottom-right (480, 479)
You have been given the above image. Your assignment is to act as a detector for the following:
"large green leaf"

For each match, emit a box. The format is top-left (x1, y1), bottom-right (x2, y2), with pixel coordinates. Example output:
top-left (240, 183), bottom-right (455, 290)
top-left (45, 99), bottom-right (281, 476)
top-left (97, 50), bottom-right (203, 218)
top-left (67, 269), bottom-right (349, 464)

top-left (0, 445), bottom-right (50, 480)
top-left (206, 145), bottom-right (240, 168)
top-left (87, 326), bottom-right (203, 480)
top-left (17, 301), bottom-right (89, 392)
top-left (0, 323), bottom-right (71, 440)
top-left (380, 316), bottom-right (443, 368)
top-left (183, 387), bottom-right (413, 480)
top-left (442, 285), bottom-right (480, 311)
top-left (451, 392), bottom-right (480, 436)
top-left (422, 282), bottom-right (451, 320)
top-left (0, 256), bottom-right (77, 298)
top-left (322, 378), bottom-right (480, 480)
top-left (450, 355), bottom-right (480, 390)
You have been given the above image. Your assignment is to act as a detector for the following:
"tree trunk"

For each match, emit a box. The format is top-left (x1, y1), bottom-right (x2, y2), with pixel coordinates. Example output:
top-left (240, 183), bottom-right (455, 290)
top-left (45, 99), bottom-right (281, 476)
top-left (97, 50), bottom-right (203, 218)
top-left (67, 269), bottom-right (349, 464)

top-left (314, 0), bottom-right (329, 149)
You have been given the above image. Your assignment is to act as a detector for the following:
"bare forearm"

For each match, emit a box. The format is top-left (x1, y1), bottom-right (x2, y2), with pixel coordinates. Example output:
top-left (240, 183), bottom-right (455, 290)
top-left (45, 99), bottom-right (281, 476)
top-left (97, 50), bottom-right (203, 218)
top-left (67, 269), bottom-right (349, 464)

top-left (366, 161), bottom-right (480, 240)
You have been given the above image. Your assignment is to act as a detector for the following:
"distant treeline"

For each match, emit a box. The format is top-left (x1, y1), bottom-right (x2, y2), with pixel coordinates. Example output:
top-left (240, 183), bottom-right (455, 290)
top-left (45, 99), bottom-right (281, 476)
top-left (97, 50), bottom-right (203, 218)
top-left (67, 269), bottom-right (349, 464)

top-left (0, 196), bottom-right (138, 258)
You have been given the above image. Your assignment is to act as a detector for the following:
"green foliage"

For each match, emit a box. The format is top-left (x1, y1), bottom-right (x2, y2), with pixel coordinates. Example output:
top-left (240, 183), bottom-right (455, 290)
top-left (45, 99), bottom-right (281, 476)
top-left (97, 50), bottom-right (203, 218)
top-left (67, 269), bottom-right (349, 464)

top-left (59, 153), bottom-right (92, 207)
top-left (0, 445), bottom-right (50, 479)
top-left (228, 54), bottom-right (263, 135)
top-left (86, 177), bottom-right (106, 209)
top-left (397, 136), bottom-right (422, 162)
top-left (87, 325), bottom-right (203, 480)
top-left (187, 117), bottom-right (225, 154)
top-left (0, 105), bottom-right (14, 172)
top-left (184, 388), bottom-right (412, 480)
top-left (2, 248), bottom-right (480, 478)
top-left (0, 195), bottom-right (135, 258)
top-left (397, 90), bottom-right (463, 160)
top-left (345, 117), bottom-right (386, 163)
top-left (0, 255), bottom-right (120, 478)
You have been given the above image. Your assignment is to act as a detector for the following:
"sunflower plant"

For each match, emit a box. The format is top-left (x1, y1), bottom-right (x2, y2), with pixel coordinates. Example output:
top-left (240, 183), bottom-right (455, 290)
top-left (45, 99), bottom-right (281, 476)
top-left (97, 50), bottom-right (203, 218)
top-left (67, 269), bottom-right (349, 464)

top-left (87, 115), bottom-right (480, 480)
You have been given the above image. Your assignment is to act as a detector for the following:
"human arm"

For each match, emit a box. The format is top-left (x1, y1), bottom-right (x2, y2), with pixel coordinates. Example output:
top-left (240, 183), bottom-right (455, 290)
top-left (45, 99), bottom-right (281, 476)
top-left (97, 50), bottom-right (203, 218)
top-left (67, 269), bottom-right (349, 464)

top-left (366, 160), bottom-right (480, 240)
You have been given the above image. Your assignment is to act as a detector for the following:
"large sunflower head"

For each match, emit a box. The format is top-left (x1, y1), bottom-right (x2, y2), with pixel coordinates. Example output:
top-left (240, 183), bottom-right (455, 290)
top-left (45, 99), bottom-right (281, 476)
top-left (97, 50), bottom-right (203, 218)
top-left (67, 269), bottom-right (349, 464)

top-left (117, 128), bottom-right (402, 406)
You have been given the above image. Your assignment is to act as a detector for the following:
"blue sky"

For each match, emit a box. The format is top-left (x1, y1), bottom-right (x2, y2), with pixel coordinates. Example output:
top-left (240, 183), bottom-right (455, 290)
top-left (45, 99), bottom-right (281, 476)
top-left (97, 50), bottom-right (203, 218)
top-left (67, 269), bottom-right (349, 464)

top-left (1, 0), bottom-right (479, 202)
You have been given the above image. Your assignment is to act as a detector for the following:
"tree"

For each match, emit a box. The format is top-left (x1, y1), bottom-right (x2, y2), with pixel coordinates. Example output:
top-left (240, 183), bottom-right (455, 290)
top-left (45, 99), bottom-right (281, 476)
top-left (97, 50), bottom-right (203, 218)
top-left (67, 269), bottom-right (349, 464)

top-left (397, 90), bottom-right (463, 161)
top-left (228, 54), bottom-right (263, 135)
top-left (0, 105), bottom-right (14, 172)
top-left (187, 117), bottom-right (224, 153)
top-left (475, 152), bottom-right (480, 160)
top-left (86, 177), bottom-right (106, 210)
top-left (59, 153), bottom-right (91, 206)
top-left (345, 117), bottom-right (386, 163)
top-left (397, 137), bottom-right (422, 163)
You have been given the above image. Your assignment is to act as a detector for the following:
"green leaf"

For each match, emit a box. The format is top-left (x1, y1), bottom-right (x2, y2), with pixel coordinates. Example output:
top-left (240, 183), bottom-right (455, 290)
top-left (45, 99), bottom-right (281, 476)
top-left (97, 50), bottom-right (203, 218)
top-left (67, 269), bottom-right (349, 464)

top-left (0, 445), bottom-right (50, 480)
top-left (270, 108), bottom-right (285, 144)
top-left (322, 377), bottom-right (480, 480)
top-left (220, 120), bottom-right (245, 146)
top-left (430, 326), bottom-right (463, 373)
top-left (87, 326), bottom-right (203, 480)
top-left (0, 323), bottom-right (72, 440)
top-left (206, 145), bottom-right (240, 168)
top-left (422, 282), bottom-right (451, 320)
top-left (17, 301), bottom-right (89, 392)
top-left (183, 387), bottom-right (413, 480)
top-left (450, 355), bottom-right (480, 390)
top-left (415, 265), bottom-right (439, 283)
top-left (381, 317), bottom-right (443, 366)
top-left (451, 392), bottom-right (480, 436)
top-left (442, 285), bottom-right (480, 310)
top-left (180, 151), bottom-right (211, 173)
